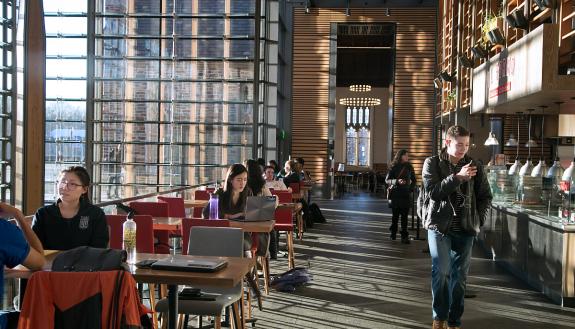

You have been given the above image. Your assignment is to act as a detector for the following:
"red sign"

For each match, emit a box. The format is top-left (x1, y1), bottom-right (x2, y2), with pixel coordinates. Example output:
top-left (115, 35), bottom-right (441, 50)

top-left (489, 82), bottom-right (511, 98)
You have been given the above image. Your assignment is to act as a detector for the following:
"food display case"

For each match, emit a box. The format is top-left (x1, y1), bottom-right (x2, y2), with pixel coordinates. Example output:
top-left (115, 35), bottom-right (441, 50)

top-left (479, 162), bottom-right (575, 307)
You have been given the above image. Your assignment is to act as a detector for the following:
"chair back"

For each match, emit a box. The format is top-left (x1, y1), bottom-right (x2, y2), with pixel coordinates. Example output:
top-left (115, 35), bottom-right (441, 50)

top-left (106, 214), bottom-right (125, 250)
top-left (272, 190), bottom-right (292, 203)
top-left (289, 182), bottom-right (300, 193)
top-left (188, 226), bottom-right (243, 258)
top-left (193, 190), bottom-right (210, 217)
top-left (157, 196), bottom-right (186, 217)
top-left (105, 214), bottom-right (155, 253)
top-left (181, 218), bottom-right (230, 255)
top-left (129, 201), bottom-right (170, 217)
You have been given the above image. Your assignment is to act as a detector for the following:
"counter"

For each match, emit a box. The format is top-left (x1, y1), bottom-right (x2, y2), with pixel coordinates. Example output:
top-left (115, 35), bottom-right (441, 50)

top-left (478, 201), bottom-right (575, 306)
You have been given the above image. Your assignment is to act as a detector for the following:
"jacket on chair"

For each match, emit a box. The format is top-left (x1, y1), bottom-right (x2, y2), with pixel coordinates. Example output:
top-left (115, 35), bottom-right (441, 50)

top-left (18, 270), bottom-right (149, 329)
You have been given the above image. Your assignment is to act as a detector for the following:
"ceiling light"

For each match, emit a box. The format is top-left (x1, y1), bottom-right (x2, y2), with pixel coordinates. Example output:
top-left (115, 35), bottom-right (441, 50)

top-left (471, 45), bottom-right (488, 59)
top-left (349, 84), bottom-right (371, 92)
top-left (504, 134), bottom-right (518, 147)
top-left (339, 97), bottom-right (381, 107)
top-left (488, 28), bottom-right (506, 46)
top-left (438, 70), bottom-right (455, 83)
top-left (458, 54), bottom-right (474, 68)
top-left (433, 78), bottom-right (442, 90)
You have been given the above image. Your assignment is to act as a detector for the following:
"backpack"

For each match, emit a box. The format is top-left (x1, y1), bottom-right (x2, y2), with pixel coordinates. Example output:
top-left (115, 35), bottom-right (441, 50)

top-left (52, 246), bottom-right (127, 272)
top-left (308, 203), bottom-right (326, 223)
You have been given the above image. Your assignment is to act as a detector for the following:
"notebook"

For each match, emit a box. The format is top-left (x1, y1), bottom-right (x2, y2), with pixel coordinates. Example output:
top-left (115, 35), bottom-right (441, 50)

top-left (240, 195), bottom-right (276, 222)
top-left (150, 256), bottom-right (228, 273)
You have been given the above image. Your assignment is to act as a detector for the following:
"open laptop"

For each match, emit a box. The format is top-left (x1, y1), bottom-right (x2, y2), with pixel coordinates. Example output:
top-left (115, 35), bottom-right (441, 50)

top-left (237, 195), bottom-right (276, 222)
top-left (151, 256), bottom-right (228, 273)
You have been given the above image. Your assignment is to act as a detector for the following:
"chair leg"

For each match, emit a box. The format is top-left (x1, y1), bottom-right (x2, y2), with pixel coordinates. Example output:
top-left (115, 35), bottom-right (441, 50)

top-left (148, 283), bottom-right (159, 329)
top-left (296, 210), bottom-right (304, 240)
top-left (214, 315), bottom-right (222, 329)
top-left (286, 231), bottom-right (295, 269)
top-left (259, 255), bottom-right (270, 295)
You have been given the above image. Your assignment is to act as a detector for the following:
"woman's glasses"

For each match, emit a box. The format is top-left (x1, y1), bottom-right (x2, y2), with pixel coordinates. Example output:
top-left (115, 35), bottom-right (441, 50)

top-left (58, 180), bottom-right (84, 190)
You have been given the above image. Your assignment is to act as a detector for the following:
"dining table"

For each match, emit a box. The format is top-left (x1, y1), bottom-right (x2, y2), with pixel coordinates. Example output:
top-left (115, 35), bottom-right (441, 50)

top-left (5, 251), bottom-right (254, 329)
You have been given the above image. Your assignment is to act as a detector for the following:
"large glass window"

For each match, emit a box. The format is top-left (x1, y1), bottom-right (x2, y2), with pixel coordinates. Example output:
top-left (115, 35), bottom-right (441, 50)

top-left (345, 107), bottom-right (371, 167)
top-left (44, 0), bottom-right (272, 203)
top-left (43, 2), bottom-right (88, 202)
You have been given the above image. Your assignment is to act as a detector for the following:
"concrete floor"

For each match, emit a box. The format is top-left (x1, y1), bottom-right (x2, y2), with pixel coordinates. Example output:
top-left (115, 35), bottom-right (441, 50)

top-left (253, 193), bottom-right (575, 329)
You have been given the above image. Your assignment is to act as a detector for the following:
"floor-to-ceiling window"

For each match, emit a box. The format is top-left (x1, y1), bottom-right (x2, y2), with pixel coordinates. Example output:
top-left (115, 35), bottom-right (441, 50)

top-left (44, 0), bottom-right (276, 203)
top-left (43, 1), bottom-right (87, 201)
top-left (0, 0), bottom-right (20, 202)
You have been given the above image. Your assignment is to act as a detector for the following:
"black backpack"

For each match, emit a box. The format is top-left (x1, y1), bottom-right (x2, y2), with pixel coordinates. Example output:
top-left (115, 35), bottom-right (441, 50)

top-left (308, 203), bottom-right (326, 223)
top-left (51, 246), bottom-right (127, 272)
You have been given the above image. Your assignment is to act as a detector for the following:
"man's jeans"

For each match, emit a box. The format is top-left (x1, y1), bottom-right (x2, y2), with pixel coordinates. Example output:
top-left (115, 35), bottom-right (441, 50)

top-left (428, 230), bottom-right (474, 327)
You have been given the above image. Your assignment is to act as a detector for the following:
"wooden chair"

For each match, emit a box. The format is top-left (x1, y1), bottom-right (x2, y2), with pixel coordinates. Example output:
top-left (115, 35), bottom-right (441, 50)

top-left (193, 190), bottom-right (210, 218)
top-left (129, 201), bottom-right (171, 254)
top-left (271, 190), bottom-right (296, 269)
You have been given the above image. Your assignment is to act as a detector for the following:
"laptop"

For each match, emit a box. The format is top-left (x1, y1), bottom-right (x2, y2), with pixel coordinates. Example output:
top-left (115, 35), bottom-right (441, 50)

top-left (239, 195), bottom-right (276, 222)
top-left (151, 256), bottom-right (228, 273)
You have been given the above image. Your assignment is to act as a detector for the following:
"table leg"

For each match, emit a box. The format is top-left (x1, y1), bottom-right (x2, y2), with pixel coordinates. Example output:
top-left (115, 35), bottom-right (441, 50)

top-left (167, 284), bottom-right (179, 329)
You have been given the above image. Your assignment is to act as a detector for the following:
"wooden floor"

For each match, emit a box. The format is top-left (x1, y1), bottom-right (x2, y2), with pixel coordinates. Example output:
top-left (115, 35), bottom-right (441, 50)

top-left (253, 193), bottom-right (575, 329)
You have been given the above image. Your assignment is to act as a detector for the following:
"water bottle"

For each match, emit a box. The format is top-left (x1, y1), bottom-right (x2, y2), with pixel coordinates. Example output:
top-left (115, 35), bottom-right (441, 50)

top-left (123, 217), bottom-right (137, 264)
top-left (209, 193), bottom-right (219, 220)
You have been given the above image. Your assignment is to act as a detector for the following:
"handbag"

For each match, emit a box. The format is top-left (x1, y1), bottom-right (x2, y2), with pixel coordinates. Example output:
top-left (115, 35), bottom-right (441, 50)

top-left (387, 166), bottom-right (407, 201)
top-left (51, 246), bottom-right (127, 272)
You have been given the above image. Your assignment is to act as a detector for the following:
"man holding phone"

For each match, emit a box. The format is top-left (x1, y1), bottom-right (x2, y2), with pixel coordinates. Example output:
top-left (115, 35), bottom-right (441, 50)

top-left (0, 203), bottom-right (45, 329)
top-left (421, 125), bottom-right (492, 329)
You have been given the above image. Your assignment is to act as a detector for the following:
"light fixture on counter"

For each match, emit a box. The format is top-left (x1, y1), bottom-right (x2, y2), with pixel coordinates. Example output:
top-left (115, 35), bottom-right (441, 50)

top-left (508, 112), bottom-right (522, 176)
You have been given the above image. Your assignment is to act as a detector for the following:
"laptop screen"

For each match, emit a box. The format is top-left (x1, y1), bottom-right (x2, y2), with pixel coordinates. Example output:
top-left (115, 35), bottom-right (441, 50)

top-left (243, 196), bottom-right (276, 221)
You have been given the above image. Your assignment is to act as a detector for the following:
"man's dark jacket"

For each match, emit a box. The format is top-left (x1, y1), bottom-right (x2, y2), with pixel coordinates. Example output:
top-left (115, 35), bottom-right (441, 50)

top-left (420, 150), bottom-right (492, 235)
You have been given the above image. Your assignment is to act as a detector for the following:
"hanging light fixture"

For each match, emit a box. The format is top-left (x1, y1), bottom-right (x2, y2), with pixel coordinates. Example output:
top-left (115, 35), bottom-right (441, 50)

top-left (339, 97), bottom-right (381, 107)
top-left (531, 106), bottom-right (548, 177)
top-left (484, 132), bottom-right (499, 146)
top-left (525, 110), bottom-right (538, 147)
top-left (508, 112), bottom-right (522, 176)
top-left (519, 109), bottom-right (536, 176)
top-left (547, 103), bottom-right (565, 179)
top-left (505, 114), bottom-right (519, 146)
top-left (349, 84), bottom-right (372, 92)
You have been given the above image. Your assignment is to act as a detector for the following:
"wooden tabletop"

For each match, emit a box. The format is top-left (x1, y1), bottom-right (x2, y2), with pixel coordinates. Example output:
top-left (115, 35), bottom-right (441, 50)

top-left (5, 252), bottom-right (254, 288)
top-left (153, 217), bottom-right (183, 231)
top-left (183, 200), bottom-right (209, 209)
top-left (229, 219), bottom-right (275, 233)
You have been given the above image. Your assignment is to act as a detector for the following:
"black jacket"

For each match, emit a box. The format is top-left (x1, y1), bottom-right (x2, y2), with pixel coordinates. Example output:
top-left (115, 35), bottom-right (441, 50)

top-left (421, 151), bottom-right (492, 235)
top-left (32, 198), bottom-right (109, 250)
top-left (385, 163), bottom-right (416, 209)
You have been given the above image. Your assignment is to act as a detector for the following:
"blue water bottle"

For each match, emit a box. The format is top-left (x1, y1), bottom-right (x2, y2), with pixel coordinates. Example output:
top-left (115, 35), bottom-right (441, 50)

top-left (209, 193), bottom-right (219, 220)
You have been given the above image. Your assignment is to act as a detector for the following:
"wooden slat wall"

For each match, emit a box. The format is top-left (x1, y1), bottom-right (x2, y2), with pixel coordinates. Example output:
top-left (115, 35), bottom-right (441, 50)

top-left (292, 7), bottom-right (437, 185)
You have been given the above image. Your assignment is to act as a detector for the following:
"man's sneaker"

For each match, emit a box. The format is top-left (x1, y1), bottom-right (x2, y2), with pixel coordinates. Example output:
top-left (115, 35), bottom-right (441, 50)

top-left (432, 320), bottom-right (447, 329)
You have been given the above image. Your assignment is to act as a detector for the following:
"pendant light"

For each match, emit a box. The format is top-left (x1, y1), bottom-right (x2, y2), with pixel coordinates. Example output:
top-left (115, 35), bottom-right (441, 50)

top-left (525, 109), bottom-right (538, 147)
top-left (505, 114), bottom-right (518, 146)
top-left (547, 103), bottom-right (565, 180)
top-left (531, 106), bottom-right (548, 177)
top-left (519, 109), bottom-right (535, 176)
top-left (508, 112), bottom-right (522, 176)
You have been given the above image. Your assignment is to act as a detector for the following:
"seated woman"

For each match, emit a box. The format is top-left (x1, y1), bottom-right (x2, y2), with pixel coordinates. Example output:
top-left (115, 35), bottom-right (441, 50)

top-left (282, 159), bottom-right (301, 188)
top-left (32, 166), bottom-right (109, 250)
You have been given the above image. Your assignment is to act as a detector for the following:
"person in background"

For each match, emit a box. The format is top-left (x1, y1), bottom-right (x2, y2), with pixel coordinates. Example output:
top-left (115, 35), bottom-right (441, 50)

top-left (244, 159), bottom-right (273, 257)
top-left (282, 159), bottom-right (301, 188)
top-left (256, 158), bottom-right (266, 173)
top-left (268, 160), bottom-right (280, 176)
top-left (264, 165), bottom-right (289, 191)
top-left (32, 166), bottom-right (109, 250)
top-left (1, 203), bottom-right (45, 329)
top-left (422, 125), bottom-right (492, 329)
top-left (385, 149), bottom-right (416, 244)
top-left (295, 157), bottom-right (313, 182)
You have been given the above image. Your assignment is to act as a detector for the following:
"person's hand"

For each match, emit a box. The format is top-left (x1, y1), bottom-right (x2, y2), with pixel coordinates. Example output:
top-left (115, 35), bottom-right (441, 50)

top-left (0, 202), bottom-right (24, 221)
top-left (398, 179), bottom-right (406, 185)
top-left (456, 163), bottom-right (477, 182)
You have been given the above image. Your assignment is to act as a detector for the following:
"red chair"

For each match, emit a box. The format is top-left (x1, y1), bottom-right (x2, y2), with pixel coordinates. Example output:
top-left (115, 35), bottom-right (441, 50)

top-left (193, 190), bottom-right (210, 218)
top-left (289, 182), bottom-right (300, 194)
top-left (271, 195), bottom-right (296, 270)
top-left (105, 214), bottom-right (155, 253)
top-left (180, 218), bottom-right (230, 255)
top-left (129, 201), bottom-right (171, 254)
top-left (157, 196), bottom-right (186, 217)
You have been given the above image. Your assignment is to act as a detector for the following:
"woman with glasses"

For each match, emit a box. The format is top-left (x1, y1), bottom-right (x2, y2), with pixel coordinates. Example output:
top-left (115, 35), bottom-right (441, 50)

top-left (32, 166), bottom-right (109, 250)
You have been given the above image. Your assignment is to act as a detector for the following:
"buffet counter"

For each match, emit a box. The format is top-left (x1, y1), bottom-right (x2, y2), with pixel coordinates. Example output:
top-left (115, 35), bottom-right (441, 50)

top-left (478, 201), bottom-right (575, 307)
